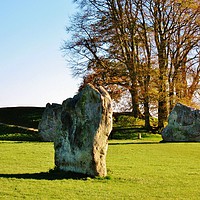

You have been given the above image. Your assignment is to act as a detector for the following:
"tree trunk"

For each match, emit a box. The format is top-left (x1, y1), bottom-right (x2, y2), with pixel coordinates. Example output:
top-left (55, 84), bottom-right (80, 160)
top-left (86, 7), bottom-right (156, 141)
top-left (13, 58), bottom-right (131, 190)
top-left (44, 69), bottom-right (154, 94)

top-left (129, 87), bottom-right (143, 119)
top-left (144, 74), bottom-right (151, 130)
top-left (169, 79), bottom-right (175, 112)
top-left (157, 47), bottom-right (168, 129)
top-left (158, 70), bottom-right (168, 129)
top-left (144, 101), bottom-right (151, 130)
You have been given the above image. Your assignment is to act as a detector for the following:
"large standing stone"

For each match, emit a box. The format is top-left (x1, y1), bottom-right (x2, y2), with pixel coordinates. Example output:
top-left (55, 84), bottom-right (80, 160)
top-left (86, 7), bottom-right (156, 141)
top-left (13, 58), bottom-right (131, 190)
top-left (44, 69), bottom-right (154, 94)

top-left (38, 84), bottom-right (112, 177)
top-left (161, 103), bottom-right (200, 142)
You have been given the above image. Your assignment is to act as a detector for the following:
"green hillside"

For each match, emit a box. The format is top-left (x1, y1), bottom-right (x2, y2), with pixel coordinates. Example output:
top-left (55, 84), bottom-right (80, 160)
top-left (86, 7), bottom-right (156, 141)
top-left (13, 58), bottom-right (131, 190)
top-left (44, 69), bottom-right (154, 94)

top-left (0, 107), bottom-right (45, 128)
top-left (0, 107), bottom-right (159, 141)
top-left (0, 107), bottom-right (44, 141)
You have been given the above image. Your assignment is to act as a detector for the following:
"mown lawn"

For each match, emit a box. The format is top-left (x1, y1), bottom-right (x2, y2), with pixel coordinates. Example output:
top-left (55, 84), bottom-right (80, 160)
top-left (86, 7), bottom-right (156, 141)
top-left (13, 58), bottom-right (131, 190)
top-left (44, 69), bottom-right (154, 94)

top-left (0, 138), bottom-right (200, 199)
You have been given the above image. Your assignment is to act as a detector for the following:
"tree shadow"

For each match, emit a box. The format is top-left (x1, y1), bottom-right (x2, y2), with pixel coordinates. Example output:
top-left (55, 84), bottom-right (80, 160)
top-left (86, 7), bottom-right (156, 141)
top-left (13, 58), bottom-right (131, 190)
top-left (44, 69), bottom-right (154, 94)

top-left (0, 170), bottom-right (91, 180)
top-left (109, 141), bottom-right (200, 145)
top-left (159, 140), bottom-right (200, 143)
top-left (109, 141), bottom-right (160, 145)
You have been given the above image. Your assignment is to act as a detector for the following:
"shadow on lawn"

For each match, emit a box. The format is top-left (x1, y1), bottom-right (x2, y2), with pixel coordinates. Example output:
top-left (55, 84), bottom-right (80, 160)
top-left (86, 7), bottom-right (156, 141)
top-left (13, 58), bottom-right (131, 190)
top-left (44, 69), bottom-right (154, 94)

top-left (0, 170), bottom-right (91, 180)
top-left (109, 141), bottom-right (160, 145)
top-left (109, 141), bottom-right (200, 145)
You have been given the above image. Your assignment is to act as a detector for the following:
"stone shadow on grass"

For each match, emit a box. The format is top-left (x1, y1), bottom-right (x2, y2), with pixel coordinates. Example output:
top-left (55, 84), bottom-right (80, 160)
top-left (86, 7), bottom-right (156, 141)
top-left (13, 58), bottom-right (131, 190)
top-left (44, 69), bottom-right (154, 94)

top-left (0, 169), bottom-right (91, 180)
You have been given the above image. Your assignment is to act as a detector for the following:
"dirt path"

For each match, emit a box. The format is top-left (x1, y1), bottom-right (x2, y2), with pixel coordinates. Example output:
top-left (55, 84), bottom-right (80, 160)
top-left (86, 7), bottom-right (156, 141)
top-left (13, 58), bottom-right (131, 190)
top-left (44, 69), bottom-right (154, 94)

top-left (0, 122), bottom-right (38, 132)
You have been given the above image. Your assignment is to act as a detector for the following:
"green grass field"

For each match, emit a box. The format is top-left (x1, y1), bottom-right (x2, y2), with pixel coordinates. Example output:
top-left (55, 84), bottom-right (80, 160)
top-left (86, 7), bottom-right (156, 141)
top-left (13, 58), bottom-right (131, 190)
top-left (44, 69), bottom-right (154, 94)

top-left (0, 139), bottom-right (200, 199)
top-left (0, 107), bottom-right (199, 199)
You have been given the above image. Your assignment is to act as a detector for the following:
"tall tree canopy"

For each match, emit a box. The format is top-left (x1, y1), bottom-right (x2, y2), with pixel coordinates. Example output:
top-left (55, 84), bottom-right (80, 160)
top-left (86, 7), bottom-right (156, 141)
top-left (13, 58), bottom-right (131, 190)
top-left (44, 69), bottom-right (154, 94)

top-left (63, 0), bottom-right (200, 129)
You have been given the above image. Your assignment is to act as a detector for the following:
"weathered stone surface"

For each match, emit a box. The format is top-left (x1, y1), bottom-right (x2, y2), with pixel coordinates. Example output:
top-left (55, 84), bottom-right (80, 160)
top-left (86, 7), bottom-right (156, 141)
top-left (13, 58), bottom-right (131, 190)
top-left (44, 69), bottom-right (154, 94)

top-left (38, 84), bottom-right (112, 177)
top-left (161, 103), bottom-right (200, 142)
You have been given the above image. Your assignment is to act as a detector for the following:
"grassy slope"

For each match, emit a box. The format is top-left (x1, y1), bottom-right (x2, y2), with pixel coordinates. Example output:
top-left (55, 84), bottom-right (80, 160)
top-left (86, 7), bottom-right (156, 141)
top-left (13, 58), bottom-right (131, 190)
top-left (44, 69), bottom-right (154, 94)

top-left (0, 107), bottom-right (44, 141)
top-left (0, 106), bottom-right (158, 141)
top-left (0, 140), bottom-right (200, 199)
top-left (0, 107), bottom-right (44, 128)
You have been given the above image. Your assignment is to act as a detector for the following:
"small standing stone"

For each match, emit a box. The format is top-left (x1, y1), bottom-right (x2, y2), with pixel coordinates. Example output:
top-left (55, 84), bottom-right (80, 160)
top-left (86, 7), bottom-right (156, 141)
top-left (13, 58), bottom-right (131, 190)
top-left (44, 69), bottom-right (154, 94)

top-left (38, 84), bottom-right (112, 177)
top-left (161, 103), bottom-right (200, 142)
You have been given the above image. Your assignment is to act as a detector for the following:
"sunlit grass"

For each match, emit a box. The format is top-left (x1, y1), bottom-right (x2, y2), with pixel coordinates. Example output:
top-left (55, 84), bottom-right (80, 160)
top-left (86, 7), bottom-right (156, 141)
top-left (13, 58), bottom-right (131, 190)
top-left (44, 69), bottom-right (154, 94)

top-left (0, 140), bottom-right (200, 199)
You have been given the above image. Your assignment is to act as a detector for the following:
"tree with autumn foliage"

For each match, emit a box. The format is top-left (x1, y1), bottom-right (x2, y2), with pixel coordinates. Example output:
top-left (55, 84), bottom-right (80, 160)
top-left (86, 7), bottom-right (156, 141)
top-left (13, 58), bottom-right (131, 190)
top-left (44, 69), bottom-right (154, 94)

top-left (63, 0), bottom-right (200, 129)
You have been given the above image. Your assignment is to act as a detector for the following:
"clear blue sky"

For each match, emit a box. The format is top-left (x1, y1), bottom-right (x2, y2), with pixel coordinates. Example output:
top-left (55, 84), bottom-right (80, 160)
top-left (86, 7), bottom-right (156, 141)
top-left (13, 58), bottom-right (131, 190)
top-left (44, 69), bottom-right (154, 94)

top-left (0, 0), bottom-right (80, 107)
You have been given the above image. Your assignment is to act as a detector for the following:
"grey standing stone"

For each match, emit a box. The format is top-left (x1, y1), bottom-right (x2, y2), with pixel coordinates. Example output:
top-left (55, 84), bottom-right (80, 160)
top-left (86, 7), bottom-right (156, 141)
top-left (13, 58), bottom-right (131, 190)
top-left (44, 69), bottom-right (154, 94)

top-left (38, 84), bottom-right (112, 177)
top-left (161, 103), bottom-right (200, 142)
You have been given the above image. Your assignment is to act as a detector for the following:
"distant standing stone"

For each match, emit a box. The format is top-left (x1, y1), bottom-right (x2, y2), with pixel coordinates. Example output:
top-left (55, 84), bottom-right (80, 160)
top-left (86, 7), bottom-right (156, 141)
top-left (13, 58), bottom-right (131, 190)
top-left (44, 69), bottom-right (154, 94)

top-left (161, 103), bottom-right (200, 142)
top-left (38, 84), bottom-right (112, 177)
